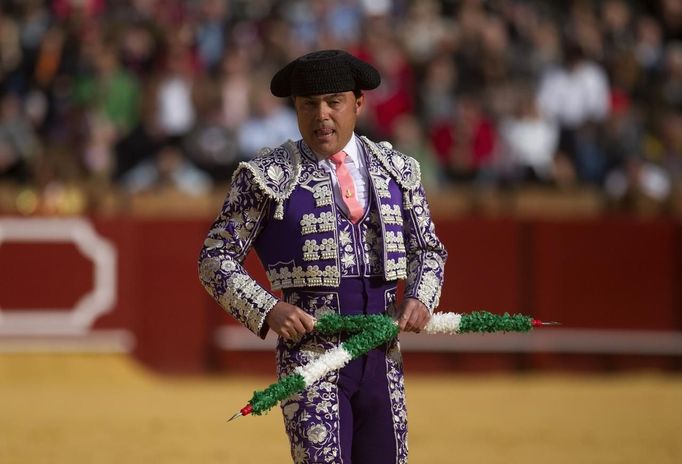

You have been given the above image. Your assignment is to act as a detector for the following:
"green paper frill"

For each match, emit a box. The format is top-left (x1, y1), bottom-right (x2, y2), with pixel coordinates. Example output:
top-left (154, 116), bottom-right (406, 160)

top-left (337, 315), bottom-right (399, 359)
top-left (250, 373), bottom-right (306, 416)
top-left (316, 313), bottom-right (400, 358)
top-left (243, 311), bottom-right (536, 417)
top-left (458, 311), bottom-right (532, 333)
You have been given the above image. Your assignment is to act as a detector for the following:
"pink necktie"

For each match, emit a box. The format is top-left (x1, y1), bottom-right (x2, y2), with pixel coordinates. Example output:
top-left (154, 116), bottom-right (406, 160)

top-left (329, 151), bottom-right (363, 223)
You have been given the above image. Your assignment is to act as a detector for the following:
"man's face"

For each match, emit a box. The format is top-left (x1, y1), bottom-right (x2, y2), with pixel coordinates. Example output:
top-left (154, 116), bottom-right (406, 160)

top-left (294, 91), bottom-right (364, 159)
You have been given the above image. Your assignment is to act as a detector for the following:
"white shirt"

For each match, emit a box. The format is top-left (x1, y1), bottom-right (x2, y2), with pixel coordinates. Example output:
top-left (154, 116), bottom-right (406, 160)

top-left (500, 116), bottom-right (559, 178)
top-left (157, 76), bottom-right (196, 135)
top-left (317, 133), bottom-right (369, 216)
top-left (537, 61), bottom-right (610, 128)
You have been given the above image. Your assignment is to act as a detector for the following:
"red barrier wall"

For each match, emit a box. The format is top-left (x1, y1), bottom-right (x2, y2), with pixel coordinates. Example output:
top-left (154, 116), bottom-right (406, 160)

top-left (530, 220), bottom-right (679, 330)
top-left (0, 216), bottom-right (680, 373)
top-left (436, 218), bottom-right (525, 314)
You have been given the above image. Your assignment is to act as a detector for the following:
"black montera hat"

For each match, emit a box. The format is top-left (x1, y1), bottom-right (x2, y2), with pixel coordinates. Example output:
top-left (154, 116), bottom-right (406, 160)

top-left (270, 50), bottom-right (381, 98)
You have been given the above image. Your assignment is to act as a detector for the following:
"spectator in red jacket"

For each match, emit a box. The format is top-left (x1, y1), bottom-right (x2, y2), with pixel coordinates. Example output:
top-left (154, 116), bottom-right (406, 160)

top-left (429, 94), bottom-right (496, 182)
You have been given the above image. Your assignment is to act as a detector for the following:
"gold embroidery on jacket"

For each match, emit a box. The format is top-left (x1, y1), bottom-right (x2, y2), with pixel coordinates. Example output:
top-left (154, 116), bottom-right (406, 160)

top-left (267, 264), bottom-right (340, 290)
top-left (300, 181), bottom-right (333, 207)
top-left (384, 231), bottom-right (406, 253)
top-left (302, 238), bottom-right (337, 261)
top-left (372, 172), bottom-right (392, 199)
top-left (385, 257), bottom-right (407, 280)
top-left (300, 212), bottom-right (335, 235)
top-left (380, 204), bottom-right (403, 225)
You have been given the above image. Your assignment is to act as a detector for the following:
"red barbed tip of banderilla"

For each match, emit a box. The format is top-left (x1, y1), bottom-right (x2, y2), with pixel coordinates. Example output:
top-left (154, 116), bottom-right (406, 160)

top-left (532, 319), bottom-right (561, 327)
top-left (228, 404), bottom-right (253, 422)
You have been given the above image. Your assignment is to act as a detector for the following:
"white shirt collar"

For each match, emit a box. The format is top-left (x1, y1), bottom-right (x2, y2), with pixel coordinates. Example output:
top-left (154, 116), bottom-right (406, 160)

top-left (340, 133), bottom-right (360, 165)
top-left (316, 133), bottom-right (360, 166)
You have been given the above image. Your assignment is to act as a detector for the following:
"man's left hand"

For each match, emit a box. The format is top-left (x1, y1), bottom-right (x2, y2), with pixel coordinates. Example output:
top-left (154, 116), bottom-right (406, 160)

top-left (397, 298), bottom-right (430, 333)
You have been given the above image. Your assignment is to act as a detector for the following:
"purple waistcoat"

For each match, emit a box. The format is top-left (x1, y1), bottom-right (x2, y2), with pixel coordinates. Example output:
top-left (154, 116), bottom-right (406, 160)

top-left (253, 140), bottom-right (408, 291)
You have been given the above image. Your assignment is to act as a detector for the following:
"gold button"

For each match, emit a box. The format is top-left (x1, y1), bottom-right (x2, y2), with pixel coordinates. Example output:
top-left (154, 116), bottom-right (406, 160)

top-left (345, 189), bottom-right (353, 198)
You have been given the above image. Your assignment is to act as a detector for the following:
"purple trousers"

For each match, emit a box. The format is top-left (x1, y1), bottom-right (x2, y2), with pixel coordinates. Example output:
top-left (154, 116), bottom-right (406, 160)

top-left (279, 278), bottom-right (408, 464)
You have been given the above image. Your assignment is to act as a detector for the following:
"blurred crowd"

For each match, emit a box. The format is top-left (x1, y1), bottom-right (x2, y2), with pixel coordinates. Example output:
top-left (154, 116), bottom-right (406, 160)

top-left (0, 0), bottom-right (680, 216)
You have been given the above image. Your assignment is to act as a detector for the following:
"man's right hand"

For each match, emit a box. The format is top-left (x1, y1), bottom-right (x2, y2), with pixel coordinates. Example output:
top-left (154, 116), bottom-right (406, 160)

top-left (265, 301), bottom-right (316, 340)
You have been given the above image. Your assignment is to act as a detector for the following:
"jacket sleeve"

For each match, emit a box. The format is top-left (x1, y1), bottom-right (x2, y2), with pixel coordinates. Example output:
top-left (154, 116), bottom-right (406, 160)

top-left (198, 168), bottom-right (278, 338)
top-left (402, 184), bottom-right (448, 312)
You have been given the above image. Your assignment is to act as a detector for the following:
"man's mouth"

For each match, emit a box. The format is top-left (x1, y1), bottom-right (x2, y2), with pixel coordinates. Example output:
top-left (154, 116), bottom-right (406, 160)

top-left (315, 127), bottom-right (335, 138)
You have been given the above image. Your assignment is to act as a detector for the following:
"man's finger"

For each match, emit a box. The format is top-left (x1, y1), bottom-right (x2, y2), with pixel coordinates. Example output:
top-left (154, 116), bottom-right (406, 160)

top-left (290, 317), bottom-right (307, 336)
top-left (408, 306), bottom-right (428, 332)
top-left (399, 312), bottom-right (410, 330)
top-left (413, 311), bottom-right (425, 330)
top-left (406, 313), bottom-right (420, 332)
top-left (402, 310), bottom-right (416, 331)
top-left (302, 314), bottom-right (316, 332)
top-left (416, 313), bottom-right (431, 331)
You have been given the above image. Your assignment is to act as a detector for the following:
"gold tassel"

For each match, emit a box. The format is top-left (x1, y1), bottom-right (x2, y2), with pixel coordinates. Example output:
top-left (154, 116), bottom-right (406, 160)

top-left (274, 202), bottom-right (284, 220)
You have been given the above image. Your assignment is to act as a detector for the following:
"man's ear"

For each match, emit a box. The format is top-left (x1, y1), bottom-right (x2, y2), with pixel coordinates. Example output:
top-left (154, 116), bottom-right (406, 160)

top-left (355, 94), bottom-right (365, 115)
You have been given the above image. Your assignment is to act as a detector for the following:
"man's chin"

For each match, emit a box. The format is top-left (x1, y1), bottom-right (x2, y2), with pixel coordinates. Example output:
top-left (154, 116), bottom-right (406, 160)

top-left (307, 140), bottom-right (338, 159)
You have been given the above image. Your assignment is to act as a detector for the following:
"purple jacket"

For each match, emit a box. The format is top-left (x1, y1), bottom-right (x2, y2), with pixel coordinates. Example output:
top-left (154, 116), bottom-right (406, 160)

top-left (198, 135), bottom-right (447, 338)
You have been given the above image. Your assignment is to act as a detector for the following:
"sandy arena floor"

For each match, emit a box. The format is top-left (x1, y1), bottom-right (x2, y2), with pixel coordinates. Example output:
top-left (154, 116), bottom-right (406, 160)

top-left (1, 354), bottom-right (681, 463)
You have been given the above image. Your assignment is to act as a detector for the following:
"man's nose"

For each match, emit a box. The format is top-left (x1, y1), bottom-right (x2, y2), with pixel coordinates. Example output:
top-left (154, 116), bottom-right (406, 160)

top-left (315, 102), bottom-right (331, 120)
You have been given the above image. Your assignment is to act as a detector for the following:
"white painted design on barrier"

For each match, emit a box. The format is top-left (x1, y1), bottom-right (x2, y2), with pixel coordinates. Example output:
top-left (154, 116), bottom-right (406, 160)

top-left (0, 218), bottom-right (118, 335)
top-left (0, 330), bottom-right (135, 353)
